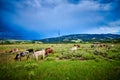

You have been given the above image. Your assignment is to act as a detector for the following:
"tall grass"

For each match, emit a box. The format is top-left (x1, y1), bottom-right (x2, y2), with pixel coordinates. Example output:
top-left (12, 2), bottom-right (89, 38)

top-left (0, 43), bottom-right (120, 80)
top-left (0, 60), bottom-right (120, 80)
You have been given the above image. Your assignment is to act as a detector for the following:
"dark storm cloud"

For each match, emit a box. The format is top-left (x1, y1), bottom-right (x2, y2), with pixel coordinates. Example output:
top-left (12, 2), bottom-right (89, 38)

top-left (0, 0), bottom-right (120, 40)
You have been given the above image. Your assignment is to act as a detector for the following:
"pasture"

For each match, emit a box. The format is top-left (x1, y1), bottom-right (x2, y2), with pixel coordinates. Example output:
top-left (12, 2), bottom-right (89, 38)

top-left (0, 43), bottom-right (120, 80)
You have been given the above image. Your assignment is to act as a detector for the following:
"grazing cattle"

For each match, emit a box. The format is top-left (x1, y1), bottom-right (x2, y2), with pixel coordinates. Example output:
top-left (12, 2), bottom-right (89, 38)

top-left (9, 48), bottom-right (19, 53)
top-left (14, 51), bottom-right (29, 61)
top-left (99, 44), bottom-right (103, 48)
top-left (111, 44), bottom-right (114, 47)
top-left (106, 44), bottom-right (114, 51)
top-left (91, 43), bottom-right (106, 49)
top-left (14, 49), bottom-right (34, 61)
top-left (71, 44), bottom-right (80, 52)
top-left (71, 46), bottom-right (77, 52)
top-left (103, 44), bottom-right (106, 47)
top-left (26, 49), bottom-right (34, 53)
top-left (74, 44), bottom-right (80, 48)
top-left (33, 49), bottom-right (45, 61)
top-left (45, 48), bottom-right (54, 55)
top-left (14, 54), bottom-right (20, 60)
top-left (98, 44), bottom-right (106, 48)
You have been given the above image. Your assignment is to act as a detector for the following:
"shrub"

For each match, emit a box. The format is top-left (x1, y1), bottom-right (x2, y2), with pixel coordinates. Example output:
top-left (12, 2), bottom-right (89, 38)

top-left (82, 53), bottom-right (95, 60)
top-left (94, 56), bottom-right (104, 62)
top-left (71, 57), bottom-right (80, 61)
top-left (72, 53), bottom-right (82, 58)
top-left (60, 53), bottom-right (73, 59)
top-left (100, 52), bottom-right (107, 57)
top-left (59, 55), bottom-right (64, 60)
top-left (45, 57), bottom-right (55, 61)
top-left (111, 49), bottom-right (119, 52)
top-left (93, 50), bottom-right (107, 57)
top-left (93, 50), bottom-right (100, 55)
top-left (108, 54), bottom-right (120, 60)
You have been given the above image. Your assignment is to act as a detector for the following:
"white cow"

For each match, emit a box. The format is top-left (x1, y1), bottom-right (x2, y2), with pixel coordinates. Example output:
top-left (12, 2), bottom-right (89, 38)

top-left (71, 46), bottom-right (77, 52)
top-left (9, 48), bottom-right (19, 54)
top-left (33, 49), bottom-right (45, 61)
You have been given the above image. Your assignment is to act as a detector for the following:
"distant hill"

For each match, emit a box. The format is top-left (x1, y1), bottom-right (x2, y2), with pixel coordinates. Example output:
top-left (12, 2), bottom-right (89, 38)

top-left (39, 34), bottom-right (120, 43)
top-left (1, 34), bottom-right (120, 44)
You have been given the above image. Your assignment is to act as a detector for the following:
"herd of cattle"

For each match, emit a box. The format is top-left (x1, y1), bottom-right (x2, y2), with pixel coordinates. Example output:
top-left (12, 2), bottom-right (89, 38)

top-left (11, 48), bottom-right (53, 61)
top-left (9, 43), bottom-right (114, 61)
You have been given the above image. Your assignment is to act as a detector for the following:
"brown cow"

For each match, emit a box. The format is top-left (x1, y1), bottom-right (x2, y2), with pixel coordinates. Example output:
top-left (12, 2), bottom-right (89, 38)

top-left (45, 48), bottom-right (54, 55)
top-left (9, 48), bottom-right (19, 54)
top-left (74, 44), bottom-right (80, 48)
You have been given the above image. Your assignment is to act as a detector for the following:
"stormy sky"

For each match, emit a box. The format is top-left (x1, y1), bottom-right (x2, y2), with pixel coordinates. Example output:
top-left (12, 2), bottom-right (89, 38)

top-left (0, 0), bottom-right (120, 40)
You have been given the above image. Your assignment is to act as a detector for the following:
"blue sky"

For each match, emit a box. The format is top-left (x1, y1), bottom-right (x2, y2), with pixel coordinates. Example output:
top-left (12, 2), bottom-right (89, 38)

top-left (0, 0), bottom-right (120, 40)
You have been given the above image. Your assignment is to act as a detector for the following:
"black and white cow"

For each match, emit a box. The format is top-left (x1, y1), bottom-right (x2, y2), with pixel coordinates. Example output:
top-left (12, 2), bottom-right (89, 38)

top-left (14, 49), bottom-right (34, 61)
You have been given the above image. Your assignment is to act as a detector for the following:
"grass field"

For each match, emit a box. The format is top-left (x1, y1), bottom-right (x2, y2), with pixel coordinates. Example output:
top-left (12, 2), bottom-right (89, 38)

top-left (0, 43), bottom-right (120, 80)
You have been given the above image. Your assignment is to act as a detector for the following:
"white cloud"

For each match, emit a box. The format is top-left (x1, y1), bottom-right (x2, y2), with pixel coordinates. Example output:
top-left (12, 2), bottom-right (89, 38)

top-left (6, 0), bottom-right (116, 37)
top-left (99, 26), bottom-right (120, 33)
top-left (99, 20), bottom-right (120, 33)
top-left (32, 0), bottom-right (110, 26)
top-left (86, 20), bottom-right (120, 34)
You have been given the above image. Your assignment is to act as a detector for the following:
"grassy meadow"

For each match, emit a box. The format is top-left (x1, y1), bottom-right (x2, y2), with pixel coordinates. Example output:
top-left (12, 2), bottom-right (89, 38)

top-left (0, 43), bottom-right (120, 80)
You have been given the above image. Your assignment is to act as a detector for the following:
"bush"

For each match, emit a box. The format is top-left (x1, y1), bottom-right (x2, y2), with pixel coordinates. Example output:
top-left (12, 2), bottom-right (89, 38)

top-left (93, 50), bottom-right (107, 57)
top-left (53, 53), bottom-right (60, 57)
top-left (60, 53), bottom-right (73, 59)
top-left (72, 53), bottom-right (82, 58)
top-left (108, 54), bottom-right (120, 60)
top-left (71, 57), bottom-right (80, 61)
top-left (93, 50), bottom-right (100, 55)
top-left (45, 57), bottom-right (55, 61)
top-left (82, 53), bottom-right (95, 60)
top-left (59, 52), bottom-right (83, 60)
top-left (94, 56), bottom-right (105, 62)
top-left (111, 49), bottom-right (119, 52)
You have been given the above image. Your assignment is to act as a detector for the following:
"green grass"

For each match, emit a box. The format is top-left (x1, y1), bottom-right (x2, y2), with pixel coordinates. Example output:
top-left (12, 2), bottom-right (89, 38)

top-left (0, 43), bottom-right (120, 80)
top-left (0, 60), bottom-right (120, 80)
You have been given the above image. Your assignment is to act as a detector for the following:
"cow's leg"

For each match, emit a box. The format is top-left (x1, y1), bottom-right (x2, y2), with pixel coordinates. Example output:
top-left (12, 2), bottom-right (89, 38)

top-left (43, 54), bottom-right (45, 60)
top-left (35, 55), bottom-right (38, 61)
top-left (20, 56), bottom-right (22, 61)
top-left (27, 55), bottom-right (30, 60)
